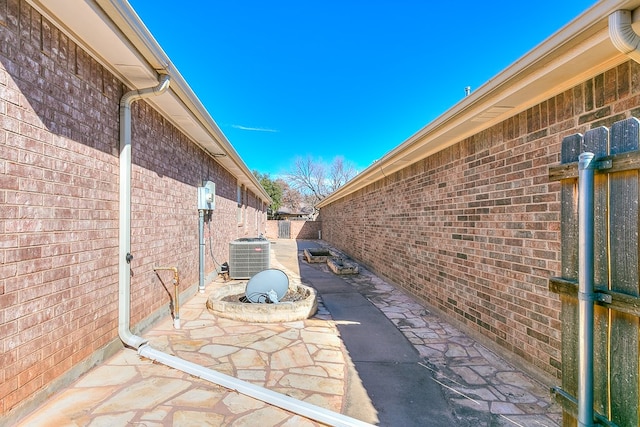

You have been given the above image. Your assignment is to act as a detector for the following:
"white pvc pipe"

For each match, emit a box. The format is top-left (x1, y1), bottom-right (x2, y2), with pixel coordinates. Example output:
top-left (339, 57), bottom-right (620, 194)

top-left (118, 75), bottom-right (373, 427)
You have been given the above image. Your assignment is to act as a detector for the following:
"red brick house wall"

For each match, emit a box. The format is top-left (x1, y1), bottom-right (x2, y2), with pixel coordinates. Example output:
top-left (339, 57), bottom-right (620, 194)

top-left (265, 220), bottom-right (321, 240)
top-left (0, 0), bottom-right (265, 418)
top-left (319, 61), bottom-right (640, 381)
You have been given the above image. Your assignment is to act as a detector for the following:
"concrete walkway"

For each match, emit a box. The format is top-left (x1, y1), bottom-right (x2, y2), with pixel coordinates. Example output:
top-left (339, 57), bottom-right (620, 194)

top-left (292, 240), bottom-right (562, 426)
top-left (16, 239), bottom-right (561, 426)
top-left (298, 249), bottom-right (454, 426)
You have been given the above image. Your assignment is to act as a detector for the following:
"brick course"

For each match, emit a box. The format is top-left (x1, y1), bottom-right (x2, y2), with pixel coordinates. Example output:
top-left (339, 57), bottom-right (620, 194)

top-left (320, 60), bottom-right (640, 381)
top-left (265, 220), bottom-right (321, 240)
top-left (0, 0), bottom-right (266, 418)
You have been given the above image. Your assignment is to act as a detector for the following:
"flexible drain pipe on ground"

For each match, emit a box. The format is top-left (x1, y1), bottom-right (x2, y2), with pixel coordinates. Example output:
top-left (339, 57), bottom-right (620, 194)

top-left (118, 76), bottom-right (373, 427)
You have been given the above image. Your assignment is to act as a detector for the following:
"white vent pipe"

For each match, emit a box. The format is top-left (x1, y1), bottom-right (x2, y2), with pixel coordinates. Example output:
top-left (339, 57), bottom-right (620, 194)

top-left (609, 9), bottom-right (640, 64)
top-left (118, 75), bottom-right (372, 427)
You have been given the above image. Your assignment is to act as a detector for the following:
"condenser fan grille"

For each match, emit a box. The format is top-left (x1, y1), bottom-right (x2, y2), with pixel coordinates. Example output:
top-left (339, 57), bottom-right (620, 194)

top-left (229, 238), bottom-right (270, 279)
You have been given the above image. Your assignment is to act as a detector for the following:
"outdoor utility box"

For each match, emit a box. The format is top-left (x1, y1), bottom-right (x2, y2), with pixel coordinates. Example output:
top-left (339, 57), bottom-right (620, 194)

top-left (229, 238), bottom-right (270, 279)
top-left (197, 181), bottom-right (216, 211)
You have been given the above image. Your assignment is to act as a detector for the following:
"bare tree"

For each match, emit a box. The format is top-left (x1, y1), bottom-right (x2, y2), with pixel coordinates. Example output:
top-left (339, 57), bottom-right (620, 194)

top-left (328, 156), bottom-right (356, 193)
top-left (288, 156), bottom-right (326, 201)
top-left (276, 178), bottom-right (303, 211)
top-left (287, 155), bottom-right (358, 216)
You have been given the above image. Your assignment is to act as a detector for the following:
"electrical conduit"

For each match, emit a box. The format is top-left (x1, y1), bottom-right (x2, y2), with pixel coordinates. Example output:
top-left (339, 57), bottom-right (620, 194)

top-left (199, 209), bottom-right (205, 293)
top-left (118, 75), bottom-right (373, 427)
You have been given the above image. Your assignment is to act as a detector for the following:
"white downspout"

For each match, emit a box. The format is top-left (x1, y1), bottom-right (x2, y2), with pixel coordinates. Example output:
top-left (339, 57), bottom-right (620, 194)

top-left (119, 74), bottom-right (171, 349)
top-left (609, 9), bottom-right (640, 64)
top-left (117, 75), bottom-right (372, 427)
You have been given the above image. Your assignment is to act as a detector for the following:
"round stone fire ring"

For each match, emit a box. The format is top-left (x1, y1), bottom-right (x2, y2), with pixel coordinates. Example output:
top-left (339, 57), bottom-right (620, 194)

top-left (206, 282), bottom-right (318, 323)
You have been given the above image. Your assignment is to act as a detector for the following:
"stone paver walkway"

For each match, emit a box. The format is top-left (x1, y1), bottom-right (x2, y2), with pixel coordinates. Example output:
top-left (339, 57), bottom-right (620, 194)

top-left (16, 239), bottom-right (562, 426)
top-left (310, 242), bottom-right (562, 426)
top-left (17, 295), bottom-right (351, 426)
top-left (16, 255), bottom-right (360, 426)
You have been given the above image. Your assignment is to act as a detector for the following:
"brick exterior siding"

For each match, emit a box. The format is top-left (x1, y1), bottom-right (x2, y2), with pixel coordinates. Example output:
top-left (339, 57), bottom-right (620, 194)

top-left (0, 0), bottom-right (265, 418)
top-left (265, 220), bottom-right (321, 240)
top-left (320, 61), bottom-right (640, 381)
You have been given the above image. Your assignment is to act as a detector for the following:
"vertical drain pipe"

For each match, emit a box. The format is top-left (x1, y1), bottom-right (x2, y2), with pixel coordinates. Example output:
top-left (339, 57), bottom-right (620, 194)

top-left (118, 75), bottom-right (373, 427)
top-left (578, 152), bottom-right (596, 427)
top-left (119, 74), bottom-right (171, 349)
top-left (198, 209), bottom-right (206, 293)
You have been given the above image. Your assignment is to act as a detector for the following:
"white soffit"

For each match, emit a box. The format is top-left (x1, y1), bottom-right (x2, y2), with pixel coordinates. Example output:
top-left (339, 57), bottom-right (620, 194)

top-left (30, 0), bottom-right (224, 154)
top-left (28, 0), bottom-right (267, 200)
top-left (31, 0), bottom-right (157, 86)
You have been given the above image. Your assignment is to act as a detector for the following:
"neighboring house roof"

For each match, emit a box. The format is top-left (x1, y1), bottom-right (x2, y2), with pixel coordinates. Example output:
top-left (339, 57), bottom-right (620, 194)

top-left (276, 206), bottom-right (314, 217)
top-left (317, 0), bottom-right (640, 208)
top-left (276, 207), bottom-right (295, 215)
top-left (28, 0), bottom-right (271, 204)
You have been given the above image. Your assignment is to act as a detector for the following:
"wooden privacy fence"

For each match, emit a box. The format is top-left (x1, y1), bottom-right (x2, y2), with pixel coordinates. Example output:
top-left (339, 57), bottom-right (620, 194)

top-left (278, 220), bottom-right (291, 239)
top-left (549, 117), bottom-right (640, 426)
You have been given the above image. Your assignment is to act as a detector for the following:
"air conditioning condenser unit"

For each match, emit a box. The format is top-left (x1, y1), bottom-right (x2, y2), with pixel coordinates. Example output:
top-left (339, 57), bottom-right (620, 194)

top-left (229, 238), bottom-right (270, 279)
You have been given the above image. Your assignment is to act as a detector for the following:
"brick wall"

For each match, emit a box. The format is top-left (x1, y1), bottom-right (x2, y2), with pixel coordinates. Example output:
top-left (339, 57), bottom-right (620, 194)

top-left (320, 61), bottom-right (640, 381)
top-left (265, 220), bottom-right (321, 240)
top-left (0, 0), bottom-right (265, 418)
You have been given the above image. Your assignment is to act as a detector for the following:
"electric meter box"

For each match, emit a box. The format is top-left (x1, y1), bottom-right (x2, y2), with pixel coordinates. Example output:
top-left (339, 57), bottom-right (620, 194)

top-left (198, 181), bottom-right (216, 210)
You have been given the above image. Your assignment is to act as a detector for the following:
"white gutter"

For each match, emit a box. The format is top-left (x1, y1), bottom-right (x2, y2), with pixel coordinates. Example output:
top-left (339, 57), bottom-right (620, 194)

top-left (318, 0), bottom-right (640, 209)
top-left (97, 0), bottom-right (271, 204)
top-left (118, 75), bottom-right (371, 427)
top-left (609, 9), bottom-right (640, 63)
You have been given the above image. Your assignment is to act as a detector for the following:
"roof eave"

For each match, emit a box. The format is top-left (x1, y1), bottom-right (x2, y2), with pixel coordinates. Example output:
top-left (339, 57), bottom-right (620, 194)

top-left (28, 0), bottom-right (272, 204)
top-left (318, 0), bottom-right (640, 208)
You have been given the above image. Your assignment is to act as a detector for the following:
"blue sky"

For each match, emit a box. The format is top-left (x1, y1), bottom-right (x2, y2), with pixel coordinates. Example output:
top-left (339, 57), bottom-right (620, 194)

top-left (129, 0), bottom-right (596, 178)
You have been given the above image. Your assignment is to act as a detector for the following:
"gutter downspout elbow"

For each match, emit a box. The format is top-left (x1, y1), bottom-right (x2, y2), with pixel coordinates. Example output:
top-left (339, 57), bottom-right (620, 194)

top-left (609, 9), bottom-right (640, 64)
top-left (119, 74), bottom-right (171, 349)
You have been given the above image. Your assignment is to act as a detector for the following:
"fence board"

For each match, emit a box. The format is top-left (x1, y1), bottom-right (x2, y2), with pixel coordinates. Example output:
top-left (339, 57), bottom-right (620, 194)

top-left (608, 118), bottom-right (640, 426)
top-left (560, 133), bottom-right (582, 426)
top-left (552, 117), bottom-right (640, 425)
top-left (278, 220), bottom-right (291, 239)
